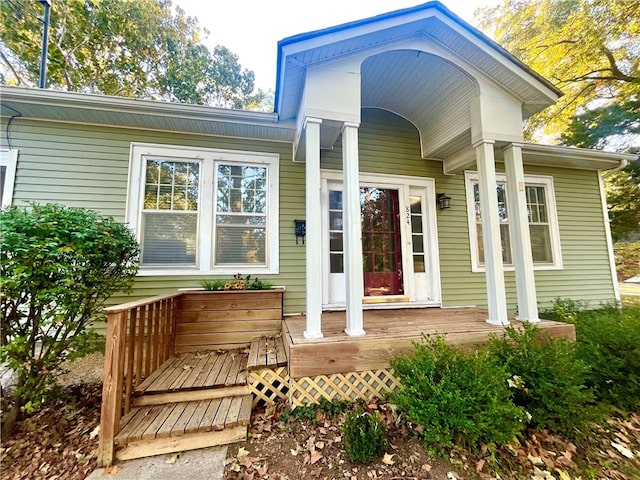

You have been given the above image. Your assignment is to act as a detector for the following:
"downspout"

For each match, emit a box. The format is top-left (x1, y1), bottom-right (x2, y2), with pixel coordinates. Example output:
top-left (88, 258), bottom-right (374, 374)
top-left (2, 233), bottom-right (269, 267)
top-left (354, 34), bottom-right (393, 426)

top-left (598, 159), bottom-right (629, 306)
top-left (603, 159), bottom-right (628, 178)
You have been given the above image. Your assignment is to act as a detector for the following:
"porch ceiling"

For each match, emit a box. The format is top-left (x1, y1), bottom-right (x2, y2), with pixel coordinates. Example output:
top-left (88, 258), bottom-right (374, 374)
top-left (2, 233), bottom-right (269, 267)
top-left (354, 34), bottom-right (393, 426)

top-left (361, 50), bottom-right (476, 158)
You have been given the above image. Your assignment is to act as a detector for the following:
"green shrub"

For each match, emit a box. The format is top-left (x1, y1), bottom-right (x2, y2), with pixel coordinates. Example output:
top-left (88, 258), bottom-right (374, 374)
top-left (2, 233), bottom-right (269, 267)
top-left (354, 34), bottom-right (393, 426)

top-left (390, 336), bottom-right (527, 452)
top-left (0, 204), bottom-right (139, 417)
top-left (488, 324), bottom-right (601, 437)
top-left (343, 409), bottom-right (388, 464)
top-left (539, 297), bottom-right (589, 323)
top-left (284, 398), bottom-right (351, 422)
top-left (574, 305), bottom-right (640, 411)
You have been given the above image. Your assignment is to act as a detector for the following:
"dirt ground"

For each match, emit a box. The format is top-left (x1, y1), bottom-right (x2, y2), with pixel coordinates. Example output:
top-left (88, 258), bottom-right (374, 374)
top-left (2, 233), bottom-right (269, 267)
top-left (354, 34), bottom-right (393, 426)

top-left (2, 352), bottom-right (640, 480)
top-left (224, 400), bottom-right (640, 480)
top-left (0, 354), bottom-right (105, 480)
top-left (0, 383), bottom-right (102, 480)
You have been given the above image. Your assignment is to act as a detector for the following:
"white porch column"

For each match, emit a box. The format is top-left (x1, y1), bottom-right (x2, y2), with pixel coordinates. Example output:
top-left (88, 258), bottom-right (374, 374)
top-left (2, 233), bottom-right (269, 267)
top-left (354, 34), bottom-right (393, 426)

top-left (474, 140), bottom-right (509, 325)
top-left (504, 144), bottom-right (539, 322)
top-left (304, 118), bottom-right (324, 339)
top-left (342, 122), bottom-right (365, 336)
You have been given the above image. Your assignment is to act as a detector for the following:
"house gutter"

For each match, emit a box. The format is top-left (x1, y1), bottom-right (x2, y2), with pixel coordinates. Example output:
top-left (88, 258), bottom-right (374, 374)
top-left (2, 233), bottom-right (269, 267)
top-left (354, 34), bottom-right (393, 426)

top-left (1, 86), bottom-right (280, 126)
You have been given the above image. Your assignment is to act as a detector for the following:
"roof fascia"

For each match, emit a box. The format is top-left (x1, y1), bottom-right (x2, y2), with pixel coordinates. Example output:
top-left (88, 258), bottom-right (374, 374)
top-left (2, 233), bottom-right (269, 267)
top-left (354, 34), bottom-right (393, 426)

top-left (1, 86), bottom-right (280, 126)
top-left (520, 142), bottom-right (638, 164)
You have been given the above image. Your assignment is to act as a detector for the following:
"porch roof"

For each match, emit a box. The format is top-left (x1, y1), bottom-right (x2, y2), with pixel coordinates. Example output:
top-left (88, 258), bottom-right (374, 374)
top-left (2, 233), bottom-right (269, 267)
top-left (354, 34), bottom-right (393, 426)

top-left (275, 1), bottom-right (563, 123)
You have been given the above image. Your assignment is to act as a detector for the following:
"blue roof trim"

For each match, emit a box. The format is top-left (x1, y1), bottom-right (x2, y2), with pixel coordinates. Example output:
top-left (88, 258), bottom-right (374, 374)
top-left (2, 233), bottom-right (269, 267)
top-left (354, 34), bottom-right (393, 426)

top-left (273, 1), bottom-right (561, 114)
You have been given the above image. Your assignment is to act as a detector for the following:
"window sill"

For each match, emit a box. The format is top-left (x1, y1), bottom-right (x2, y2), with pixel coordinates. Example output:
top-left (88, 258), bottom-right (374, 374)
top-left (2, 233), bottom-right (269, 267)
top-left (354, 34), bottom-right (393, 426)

top-left (471, 263), bottom-right (563, 273)
top-left (137, 266), bottom-right (280, 276)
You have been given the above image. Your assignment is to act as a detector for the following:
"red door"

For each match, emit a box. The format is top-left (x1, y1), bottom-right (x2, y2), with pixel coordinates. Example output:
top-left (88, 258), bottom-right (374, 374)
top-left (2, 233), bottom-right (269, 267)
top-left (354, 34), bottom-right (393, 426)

top-left (360, 187), bottom-right (403, 296)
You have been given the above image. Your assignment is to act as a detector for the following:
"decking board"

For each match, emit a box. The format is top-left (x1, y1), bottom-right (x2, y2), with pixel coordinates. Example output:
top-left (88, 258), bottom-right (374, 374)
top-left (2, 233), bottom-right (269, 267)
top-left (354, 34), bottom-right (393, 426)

top-left (115, 395), bottom-right (252, 447)
top-left (135, 350), bottom-right (248, 396)
top-left (246, 335), bottom-right (288, 370)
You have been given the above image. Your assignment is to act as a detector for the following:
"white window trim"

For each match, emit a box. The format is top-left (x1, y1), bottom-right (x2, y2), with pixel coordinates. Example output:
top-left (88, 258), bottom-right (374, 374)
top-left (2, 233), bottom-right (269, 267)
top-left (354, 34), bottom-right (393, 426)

top-left (126, 142), bottom-right (279, 276)
top-left (0, 149), bottom-right (18, 207)
top-left (464, 171), bottom-right (563, 273)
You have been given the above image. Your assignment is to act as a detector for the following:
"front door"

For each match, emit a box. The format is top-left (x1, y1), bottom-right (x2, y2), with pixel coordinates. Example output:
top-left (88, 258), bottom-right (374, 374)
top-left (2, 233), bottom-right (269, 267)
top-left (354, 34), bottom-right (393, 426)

top-left (361, 187), bottom-right (403, 297)
top-left (323, 173), bottom-right (441, 307)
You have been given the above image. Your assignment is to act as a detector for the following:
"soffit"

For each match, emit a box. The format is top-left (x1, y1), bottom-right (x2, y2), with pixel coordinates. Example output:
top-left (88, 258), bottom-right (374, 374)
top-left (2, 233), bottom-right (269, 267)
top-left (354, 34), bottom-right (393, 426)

top-left (0, 87), bottom-right (296, 142)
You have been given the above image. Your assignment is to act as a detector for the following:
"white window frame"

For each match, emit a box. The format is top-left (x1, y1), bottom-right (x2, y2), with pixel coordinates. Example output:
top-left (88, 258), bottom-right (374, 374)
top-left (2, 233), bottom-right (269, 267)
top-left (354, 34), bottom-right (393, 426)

top-left (126, 143), bottom-right (279, 276)
top-left (0, 149), bottom-right (18, 207)
top-left (465, 171), bottom-right (563, 272)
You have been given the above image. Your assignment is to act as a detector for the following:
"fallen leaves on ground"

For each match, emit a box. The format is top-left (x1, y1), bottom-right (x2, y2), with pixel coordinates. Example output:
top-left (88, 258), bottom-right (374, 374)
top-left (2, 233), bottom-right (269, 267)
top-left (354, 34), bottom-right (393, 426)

top-left (1, 383), bottom-right (102, 480)
top-left (225, 400), bottom-right (640, 480)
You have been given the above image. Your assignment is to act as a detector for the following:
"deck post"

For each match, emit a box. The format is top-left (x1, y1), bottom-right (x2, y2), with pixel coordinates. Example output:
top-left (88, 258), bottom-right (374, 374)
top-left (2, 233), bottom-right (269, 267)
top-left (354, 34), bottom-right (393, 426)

top-left (304, 117), bottom-right (324, 339)
top-left (474, 140), bottom-right (509, 326)
top-left (504, 143), bottom-right (539, 322)
top-left (343, 122), bottom-right (365, 336)
top-left (97, 311), bottom-right (127, 467)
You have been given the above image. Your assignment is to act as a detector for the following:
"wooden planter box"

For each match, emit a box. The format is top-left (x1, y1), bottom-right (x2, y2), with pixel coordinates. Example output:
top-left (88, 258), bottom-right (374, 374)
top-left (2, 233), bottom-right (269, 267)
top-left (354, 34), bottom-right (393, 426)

top-left (174, 288), bottom-right (284, 352)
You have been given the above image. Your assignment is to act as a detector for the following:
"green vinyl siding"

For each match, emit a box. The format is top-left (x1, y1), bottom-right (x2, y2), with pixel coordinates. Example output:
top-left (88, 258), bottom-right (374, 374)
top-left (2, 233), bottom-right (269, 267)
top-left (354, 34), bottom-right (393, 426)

top-left (3, 108), bottom-right (616, 333)
top-left (4, 118), bottom-right (307, 331)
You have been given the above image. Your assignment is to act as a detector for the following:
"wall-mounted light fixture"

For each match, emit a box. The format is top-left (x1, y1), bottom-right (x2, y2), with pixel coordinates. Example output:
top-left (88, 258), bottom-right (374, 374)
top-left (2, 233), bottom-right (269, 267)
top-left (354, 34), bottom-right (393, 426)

top-left (294, 219), bottom-right (306, 245)
top-left (436, 193), bottom-right (451, 210)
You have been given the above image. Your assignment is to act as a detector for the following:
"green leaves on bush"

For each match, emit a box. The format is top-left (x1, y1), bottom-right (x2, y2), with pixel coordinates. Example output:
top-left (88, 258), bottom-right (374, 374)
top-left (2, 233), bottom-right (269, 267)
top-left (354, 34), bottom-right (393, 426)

top-left (390, 336), bottom-right (527, 452)
top-left (488, 324), bottom-right (601, 437)
top-left (574, 306), bottom-right (640, 411)
top-left (343, 409), bottom-right (388, 464)
top-left (0, 204), bottom-right (139, 414)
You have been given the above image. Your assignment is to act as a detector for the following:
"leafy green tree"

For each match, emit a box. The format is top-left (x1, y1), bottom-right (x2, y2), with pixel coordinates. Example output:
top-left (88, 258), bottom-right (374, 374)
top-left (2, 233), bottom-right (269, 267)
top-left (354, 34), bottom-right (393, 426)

top-left (0, 204), bottom-right (139, 433)
top-left (0, 0), bottom-right (259, 108)
top-left (476, 0), bottom-right (639, 141)
top-left (561, 100), bottom-right (640, 241)
top-left (476, 1), bottom-right (640, 241)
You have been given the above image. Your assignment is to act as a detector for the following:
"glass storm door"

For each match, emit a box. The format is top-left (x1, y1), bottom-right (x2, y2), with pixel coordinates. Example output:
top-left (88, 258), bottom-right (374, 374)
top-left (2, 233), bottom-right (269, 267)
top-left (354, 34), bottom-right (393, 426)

top-left (361, 187), bottom-right (403, 296)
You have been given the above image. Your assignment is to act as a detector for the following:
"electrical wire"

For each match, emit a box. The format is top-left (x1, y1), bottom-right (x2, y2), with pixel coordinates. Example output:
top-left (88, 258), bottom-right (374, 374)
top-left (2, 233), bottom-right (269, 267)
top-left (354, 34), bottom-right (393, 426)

top-left (2, 103), bottom-right (22, 150)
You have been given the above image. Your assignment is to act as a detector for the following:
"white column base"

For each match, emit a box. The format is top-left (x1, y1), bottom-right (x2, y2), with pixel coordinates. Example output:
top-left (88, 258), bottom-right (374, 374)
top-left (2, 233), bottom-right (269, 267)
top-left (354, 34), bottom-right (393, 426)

top-left (515, 316), bottom-right (540, 323)
top-left (486, 318), bottom-right (511, 326)
top-left (303, 329), bottom-right (324, 339)
top-left (344, 328), bottom-right (366, 337)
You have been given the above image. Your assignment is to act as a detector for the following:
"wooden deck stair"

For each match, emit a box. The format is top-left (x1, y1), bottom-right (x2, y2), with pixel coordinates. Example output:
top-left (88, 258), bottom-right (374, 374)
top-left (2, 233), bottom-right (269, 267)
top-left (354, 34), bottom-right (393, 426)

top-left (113, 349), bottom-right (253, 461)
top-left (111, 338), bottom-right (285, 462)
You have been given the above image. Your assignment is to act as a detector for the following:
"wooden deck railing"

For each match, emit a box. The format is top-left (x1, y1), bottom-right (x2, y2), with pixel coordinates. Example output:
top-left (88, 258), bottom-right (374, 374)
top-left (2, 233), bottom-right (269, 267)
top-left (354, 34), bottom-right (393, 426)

top-left (97, 292), bottom-right (181, 466)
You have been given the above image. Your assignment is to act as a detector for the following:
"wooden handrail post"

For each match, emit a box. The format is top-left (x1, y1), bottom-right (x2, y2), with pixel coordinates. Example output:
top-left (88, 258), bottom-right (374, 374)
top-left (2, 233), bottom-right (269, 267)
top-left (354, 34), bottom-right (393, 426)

top-left (97, 311), bottom-right (127, 467)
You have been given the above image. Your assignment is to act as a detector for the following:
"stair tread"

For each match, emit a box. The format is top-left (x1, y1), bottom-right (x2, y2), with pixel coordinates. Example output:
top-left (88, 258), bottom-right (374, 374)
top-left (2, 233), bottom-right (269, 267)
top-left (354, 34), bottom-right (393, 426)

top-left (247, 336), bottom-right (287, 370)
top-left (135, 350), bottom-right (248, 395)
top-left (115, 394), bottom-right (252, 446)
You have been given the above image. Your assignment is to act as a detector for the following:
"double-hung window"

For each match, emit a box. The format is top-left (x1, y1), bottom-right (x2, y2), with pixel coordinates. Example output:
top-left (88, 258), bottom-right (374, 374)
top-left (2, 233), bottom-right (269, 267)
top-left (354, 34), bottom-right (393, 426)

top-left (465, 172), bottom-right (562, 272)
top-left (127, 143), bottom-right (279, 275)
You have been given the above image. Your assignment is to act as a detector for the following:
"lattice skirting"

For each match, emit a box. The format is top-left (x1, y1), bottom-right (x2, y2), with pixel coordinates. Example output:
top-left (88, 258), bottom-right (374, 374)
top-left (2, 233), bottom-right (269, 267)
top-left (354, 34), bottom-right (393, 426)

top-left (248, 367), bottom-right (401, 407)
top-left (248, 367), bottom-right (290, 407)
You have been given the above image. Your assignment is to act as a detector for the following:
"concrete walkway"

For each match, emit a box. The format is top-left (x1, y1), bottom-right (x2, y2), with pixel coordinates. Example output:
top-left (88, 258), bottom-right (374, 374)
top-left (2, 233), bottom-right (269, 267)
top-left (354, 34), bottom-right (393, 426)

top-left (86, 447), bottom-right (227, 480)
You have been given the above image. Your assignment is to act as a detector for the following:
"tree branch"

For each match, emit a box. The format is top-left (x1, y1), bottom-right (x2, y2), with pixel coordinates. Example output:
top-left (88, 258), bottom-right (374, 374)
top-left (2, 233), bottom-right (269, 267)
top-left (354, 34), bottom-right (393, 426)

top-left (0, 48), bottom-right (25, 85)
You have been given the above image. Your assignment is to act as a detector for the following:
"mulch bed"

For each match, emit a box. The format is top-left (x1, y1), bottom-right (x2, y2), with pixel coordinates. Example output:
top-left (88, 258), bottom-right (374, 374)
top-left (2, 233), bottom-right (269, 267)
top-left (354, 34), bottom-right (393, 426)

top-left (1, 383), bottom-right (102, 480)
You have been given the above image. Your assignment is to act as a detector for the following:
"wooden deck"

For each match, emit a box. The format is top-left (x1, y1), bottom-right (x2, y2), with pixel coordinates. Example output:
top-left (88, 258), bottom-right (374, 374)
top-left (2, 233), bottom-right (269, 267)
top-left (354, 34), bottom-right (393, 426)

top-left (282, 307), bottom-right (575, 377)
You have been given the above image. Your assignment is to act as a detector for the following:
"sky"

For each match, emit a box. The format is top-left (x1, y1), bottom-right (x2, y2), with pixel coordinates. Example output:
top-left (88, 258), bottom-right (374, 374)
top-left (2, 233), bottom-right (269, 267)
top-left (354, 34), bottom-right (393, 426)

top-left (174, 0), bottom-right (497, 92)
